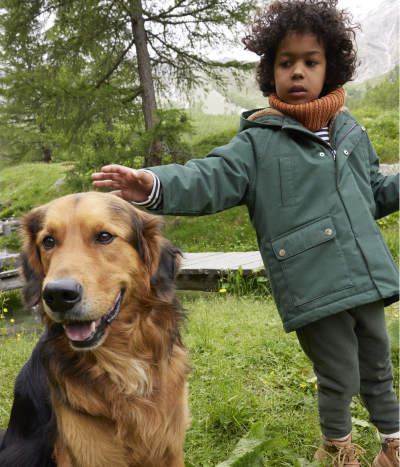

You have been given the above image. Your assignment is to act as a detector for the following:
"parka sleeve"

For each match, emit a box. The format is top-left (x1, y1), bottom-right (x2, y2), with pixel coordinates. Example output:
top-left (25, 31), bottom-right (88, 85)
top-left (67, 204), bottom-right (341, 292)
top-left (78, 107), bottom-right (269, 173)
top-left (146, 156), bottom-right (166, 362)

top-left (148, 128), bottom-right (260, 216)
top-left (366, 134), bottom-right (399, 219)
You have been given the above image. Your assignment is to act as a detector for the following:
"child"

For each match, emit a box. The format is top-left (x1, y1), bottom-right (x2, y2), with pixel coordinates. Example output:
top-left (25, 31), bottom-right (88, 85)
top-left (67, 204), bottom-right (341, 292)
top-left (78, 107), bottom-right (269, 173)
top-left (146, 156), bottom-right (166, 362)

top-left (92, 0), bottom-right (399, 465)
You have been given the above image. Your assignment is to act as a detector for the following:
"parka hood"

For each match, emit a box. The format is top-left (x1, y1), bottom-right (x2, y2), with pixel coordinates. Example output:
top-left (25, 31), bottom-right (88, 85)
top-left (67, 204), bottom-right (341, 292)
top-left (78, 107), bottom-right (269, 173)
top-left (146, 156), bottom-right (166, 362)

top-left (238, 106), bottom-right (351, 143)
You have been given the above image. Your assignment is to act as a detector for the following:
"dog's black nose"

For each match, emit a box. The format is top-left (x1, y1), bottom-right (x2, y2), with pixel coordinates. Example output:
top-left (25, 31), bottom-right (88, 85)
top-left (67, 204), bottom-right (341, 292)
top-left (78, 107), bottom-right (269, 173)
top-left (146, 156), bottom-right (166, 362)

top-left (43, 279), bottom-right (82, 313)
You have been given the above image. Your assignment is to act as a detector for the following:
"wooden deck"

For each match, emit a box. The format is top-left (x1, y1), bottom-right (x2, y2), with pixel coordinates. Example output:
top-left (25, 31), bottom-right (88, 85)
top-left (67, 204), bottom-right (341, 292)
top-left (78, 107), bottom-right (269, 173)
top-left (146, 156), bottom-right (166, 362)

top-left (0, 252), bottom-right (266, 292)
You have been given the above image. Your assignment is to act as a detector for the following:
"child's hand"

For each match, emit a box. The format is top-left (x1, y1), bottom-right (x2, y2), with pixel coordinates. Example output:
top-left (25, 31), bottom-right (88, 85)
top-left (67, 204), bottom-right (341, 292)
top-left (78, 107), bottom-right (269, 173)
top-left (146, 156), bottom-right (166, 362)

top-left (91, 165), bottom-right (154, 202)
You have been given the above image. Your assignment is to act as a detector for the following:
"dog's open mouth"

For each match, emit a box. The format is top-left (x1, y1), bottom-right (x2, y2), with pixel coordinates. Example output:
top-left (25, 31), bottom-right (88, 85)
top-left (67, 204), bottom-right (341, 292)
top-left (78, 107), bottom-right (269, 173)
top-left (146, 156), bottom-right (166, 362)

top-left (63, 289), bottom-right (125, 349)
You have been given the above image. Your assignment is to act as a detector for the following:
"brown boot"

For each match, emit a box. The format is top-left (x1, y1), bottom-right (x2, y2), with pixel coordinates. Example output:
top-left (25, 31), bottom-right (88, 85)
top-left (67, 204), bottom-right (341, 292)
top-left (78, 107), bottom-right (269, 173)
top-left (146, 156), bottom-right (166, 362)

top-left (315, 434), bottom-right (371, 466)
top-left (373, 438), bottom-right (399, 467)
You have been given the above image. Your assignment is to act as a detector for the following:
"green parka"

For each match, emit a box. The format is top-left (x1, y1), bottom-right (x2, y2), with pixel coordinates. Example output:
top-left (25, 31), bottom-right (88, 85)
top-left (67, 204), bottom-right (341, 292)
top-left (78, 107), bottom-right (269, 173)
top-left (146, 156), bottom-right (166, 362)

top-left (149, 108), bottom-right (399, 332)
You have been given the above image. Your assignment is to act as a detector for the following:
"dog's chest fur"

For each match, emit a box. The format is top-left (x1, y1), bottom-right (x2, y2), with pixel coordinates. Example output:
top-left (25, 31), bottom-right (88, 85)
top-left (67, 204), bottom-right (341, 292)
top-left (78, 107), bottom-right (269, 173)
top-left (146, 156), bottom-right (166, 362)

top-left (42, 328), bottom-right (189, 467)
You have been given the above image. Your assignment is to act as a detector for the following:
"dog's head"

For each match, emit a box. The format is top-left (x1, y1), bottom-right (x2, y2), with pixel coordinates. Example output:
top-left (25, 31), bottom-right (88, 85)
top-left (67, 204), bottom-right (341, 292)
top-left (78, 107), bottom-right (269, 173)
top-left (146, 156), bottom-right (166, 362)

top-left (21, 193), bottom-right (181, 350)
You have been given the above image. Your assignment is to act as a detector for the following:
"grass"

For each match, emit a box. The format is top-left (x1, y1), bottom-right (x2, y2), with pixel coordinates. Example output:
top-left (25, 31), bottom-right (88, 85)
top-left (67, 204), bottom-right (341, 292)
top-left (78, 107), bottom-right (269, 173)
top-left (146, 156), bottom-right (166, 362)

top-left (0, 162), bottom-right (74, 219)
top-left (0, 295), bottom-right (398, 466)
top-left (351, 108), bottom-right (399, 164)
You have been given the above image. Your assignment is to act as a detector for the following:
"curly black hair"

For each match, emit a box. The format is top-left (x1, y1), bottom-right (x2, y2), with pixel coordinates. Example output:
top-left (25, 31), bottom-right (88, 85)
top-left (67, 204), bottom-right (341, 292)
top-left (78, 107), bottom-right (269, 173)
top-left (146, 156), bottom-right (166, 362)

top-left (242, 0), bottom-right (361, 97)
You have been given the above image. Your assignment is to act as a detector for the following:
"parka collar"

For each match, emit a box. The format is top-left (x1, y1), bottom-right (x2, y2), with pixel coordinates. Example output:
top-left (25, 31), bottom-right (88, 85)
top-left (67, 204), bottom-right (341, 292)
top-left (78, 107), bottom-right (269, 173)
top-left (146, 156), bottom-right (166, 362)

top-left (239, 107), bottom-right (364, 184)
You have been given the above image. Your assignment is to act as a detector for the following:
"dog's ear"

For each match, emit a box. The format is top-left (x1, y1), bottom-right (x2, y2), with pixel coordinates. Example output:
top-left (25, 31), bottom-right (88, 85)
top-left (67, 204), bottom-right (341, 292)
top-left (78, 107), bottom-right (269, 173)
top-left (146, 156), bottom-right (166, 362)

top-left (20, 207), bottom-right (45, 308)
top-left (130, 209), bottom-right (181, 294)
top-left (151, 240), bottom-right (181, 295)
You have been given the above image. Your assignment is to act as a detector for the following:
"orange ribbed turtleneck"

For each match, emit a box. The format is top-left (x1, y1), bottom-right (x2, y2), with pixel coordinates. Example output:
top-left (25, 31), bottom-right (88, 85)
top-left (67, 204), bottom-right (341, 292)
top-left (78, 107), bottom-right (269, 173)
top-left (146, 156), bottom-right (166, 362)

top-left (268, 87), bottom-right (346, 132)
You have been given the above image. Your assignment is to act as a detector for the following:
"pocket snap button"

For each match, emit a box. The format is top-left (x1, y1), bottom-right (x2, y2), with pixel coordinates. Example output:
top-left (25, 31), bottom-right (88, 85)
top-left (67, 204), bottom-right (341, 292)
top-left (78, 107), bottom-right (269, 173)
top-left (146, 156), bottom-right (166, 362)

top-left (325, 228), bottom-right (333, 236)
top-left (279, 249), bottom-right (286, 257)
top-left (362, 126), bottom-right (366, 131)
top-left (319, 152), bottom-right (325, 157)
top-left (344, 150), bottom-right (349, 156)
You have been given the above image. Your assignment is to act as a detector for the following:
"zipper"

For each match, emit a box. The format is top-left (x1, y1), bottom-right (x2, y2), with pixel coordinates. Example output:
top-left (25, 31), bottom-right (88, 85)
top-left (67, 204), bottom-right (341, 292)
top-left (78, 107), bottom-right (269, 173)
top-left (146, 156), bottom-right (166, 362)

top-left (330, 122), bottom-right (358, 160)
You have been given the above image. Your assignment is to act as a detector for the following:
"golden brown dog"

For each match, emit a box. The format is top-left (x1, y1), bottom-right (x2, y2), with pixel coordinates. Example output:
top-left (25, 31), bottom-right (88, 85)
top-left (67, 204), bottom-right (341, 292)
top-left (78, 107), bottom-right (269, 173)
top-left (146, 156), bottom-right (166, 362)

top-left (5, 192), bottom-right (190, 467)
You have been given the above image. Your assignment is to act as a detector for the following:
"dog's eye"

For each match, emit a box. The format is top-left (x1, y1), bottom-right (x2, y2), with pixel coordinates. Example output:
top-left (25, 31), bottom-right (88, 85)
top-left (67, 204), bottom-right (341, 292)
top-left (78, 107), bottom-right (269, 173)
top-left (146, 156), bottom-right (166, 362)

top-left (42, 236), bottom-right (55, 250)
top-left (96, 232), bottom-right (114, 244)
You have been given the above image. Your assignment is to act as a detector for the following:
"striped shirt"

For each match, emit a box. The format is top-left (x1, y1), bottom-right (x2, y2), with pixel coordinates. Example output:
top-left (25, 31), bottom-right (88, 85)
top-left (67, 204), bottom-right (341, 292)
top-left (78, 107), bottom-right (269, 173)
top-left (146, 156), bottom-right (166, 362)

top-left (134, 125), bottom-right (331, 210)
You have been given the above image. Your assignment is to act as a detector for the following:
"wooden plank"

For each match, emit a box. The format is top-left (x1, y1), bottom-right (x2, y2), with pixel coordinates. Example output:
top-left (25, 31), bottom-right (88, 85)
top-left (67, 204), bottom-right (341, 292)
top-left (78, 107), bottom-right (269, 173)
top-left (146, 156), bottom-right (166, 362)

top-left (0, 269), bottom-right (20, 279)
top-left (0, 275), bottom-right (24, 292)
top-left (0, 253), bottom-right (266, 293)
top-left (180, 252), bottom-right (264, 274)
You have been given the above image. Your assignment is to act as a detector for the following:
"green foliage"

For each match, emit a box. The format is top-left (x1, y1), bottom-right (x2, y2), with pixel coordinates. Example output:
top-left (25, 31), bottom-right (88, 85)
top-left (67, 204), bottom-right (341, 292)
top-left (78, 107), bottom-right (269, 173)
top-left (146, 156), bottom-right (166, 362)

top-left (65, 109), bottom-right (195, 191)
top-left (346, 66), bottom-right (399, 111)
top-left (219, 267), bottom-right (271, 298)
top-left (216, 422), bottom-right (269, 467)
top-left (163, 206), bottom-right (258, 253)
top-left (0, 233), bottom-right (22, 251)
top-left (350, 108), bottom-right (399, 164)
top-left (0, 290), bottom-right (23, 312)
top-left (188, 126), bottom-right (239, 160)
top-left (187, 113), bottom-right (240, 140)
top-left (376, 212), bottom-right (399, 230)
top-left (0, 162), bottom-right (72, 219)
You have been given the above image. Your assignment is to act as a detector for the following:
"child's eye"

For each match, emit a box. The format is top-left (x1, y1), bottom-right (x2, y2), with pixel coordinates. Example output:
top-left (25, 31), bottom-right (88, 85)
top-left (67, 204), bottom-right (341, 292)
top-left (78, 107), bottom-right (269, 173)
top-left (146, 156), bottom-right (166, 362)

top-left (280, 61), bottom-right (292, 68)
top-left (306, 60), bottom-right (318, 66)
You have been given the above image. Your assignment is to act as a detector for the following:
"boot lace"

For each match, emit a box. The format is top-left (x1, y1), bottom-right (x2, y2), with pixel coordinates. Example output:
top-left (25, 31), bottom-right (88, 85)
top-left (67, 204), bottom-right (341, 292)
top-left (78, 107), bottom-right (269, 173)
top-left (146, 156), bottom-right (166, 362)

top-left (334, 442), bottom-right (371, 467)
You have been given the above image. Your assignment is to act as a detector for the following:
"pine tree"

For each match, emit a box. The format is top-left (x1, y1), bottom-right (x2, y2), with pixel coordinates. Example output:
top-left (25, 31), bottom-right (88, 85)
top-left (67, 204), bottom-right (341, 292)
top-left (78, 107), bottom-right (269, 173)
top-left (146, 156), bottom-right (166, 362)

top-left (0, 0), bottom-right (257, 166)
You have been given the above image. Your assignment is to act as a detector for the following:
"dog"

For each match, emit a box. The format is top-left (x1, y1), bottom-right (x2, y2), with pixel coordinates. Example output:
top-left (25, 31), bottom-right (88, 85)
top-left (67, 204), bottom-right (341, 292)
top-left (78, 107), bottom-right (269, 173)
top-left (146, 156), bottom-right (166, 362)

top-left (0, 192), bottom-right (190, 467)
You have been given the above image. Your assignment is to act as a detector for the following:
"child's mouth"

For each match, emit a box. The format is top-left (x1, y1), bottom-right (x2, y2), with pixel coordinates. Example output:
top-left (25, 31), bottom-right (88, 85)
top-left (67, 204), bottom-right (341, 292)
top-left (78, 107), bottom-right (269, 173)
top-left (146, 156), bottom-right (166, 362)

top-left (289, 85), bottom-right (306, 97)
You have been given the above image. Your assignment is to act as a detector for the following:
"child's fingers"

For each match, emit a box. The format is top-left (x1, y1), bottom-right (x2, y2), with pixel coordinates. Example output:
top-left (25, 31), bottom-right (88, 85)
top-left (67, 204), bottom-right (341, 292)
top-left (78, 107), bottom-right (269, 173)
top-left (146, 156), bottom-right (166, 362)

top-left (92, 172), bottom-right (125, 182)
top-left (108, 190), bottom-right (123, 198)
top-left (100, 164), bottom-right (132, 176)
top-left (92, 179), bottom-right (121, 188)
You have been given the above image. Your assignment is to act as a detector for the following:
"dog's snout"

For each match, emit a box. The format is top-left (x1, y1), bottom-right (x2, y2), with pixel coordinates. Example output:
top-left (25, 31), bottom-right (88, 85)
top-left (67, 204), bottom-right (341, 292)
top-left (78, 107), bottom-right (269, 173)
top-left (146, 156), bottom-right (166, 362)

top-left (43, 279), bottom-right (82, 313)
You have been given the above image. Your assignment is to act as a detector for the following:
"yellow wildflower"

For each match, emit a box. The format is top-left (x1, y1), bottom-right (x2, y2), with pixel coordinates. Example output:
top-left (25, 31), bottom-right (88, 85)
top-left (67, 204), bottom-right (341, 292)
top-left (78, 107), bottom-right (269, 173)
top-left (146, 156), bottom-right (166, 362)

top-left (270, 371), bottom-right (274, 375)
top-left (3, 308), bottom-right (7, 313)
top-left (10, 319), bottom-right (15, 323)
top-left (315, 384), bottom-right (318, 389)
top-left (219, 289), bottom-right (227, 293)
top-left (300, 384), bottom-right (306, 388)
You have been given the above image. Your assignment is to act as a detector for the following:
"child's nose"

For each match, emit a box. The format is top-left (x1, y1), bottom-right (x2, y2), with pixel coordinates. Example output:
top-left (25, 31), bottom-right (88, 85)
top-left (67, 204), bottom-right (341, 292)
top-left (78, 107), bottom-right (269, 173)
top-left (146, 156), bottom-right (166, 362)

top-left (291, 63), bottom-right (305, 78)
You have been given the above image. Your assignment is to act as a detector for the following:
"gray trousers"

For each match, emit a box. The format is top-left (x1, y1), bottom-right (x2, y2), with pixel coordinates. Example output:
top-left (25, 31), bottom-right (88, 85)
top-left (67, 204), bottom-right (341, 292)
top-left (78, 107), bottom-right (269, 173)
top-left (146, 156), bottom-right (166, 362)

top-left (296, 300), bottom-right (399, 438)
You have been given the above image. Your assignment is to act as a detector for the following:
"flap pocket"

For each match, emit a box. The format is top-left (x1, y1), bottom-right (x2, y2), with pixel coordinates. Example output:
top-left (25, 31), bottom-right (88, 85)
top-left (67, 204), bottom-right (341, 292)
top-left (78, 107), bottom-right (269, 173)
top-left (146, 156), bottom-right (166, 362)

top-left (271, 215), bottom-right (336, 260)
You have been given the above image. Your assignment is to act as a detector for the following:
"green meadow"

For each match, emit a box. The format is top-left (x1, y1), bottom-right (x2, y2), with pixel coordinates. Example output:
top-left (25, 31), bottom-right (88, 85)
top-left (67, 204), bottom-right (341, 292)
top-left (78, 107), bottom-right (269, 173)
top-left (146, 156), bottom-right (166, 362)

top-left (0, 293), bottom-right (398, 466)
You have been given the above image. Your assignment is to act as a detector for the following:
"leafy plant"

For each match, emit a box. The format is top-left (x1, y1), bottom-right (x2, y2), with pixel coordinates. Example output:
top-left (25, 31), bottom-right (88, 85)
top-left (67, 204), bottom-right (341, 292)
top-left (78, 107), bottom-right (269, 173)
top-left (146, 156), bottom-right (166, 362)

top-left (216, 422), bottom-right (269, 467)
top-left (0, 233), bottom-right (22, 252)
top-left (219, 266), bottom-right (271, 298)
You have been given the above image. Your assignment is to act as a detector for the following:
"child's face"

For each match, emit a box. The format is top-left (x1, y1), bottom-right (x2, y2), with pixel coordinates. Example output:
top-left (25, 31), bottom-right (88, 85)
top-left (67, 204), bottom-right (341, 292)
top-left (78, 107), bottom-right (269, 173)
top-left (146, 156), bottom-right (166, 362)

top-left (272, 31), bottom-right (327, 105)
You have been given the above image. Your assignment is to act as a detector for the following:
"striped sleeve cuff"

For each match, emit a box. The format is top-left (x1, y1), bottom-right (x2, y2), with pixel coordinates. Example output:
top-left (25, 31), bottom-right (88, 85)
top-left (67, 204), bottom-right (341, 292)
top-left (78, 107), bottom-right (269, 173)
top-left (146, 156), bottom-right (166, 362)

top-left (131, 170), bottom-right (163, 211)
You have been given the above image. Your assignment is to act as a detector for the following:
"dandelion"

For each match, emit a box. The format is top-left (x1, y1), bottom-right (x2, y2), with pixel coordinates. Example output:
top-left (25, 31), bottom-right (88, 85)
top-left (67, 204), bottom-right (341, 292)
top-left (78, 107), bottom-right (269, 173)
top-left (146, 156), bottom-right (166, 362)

top-left (219, 289), bottom-right (227, 293)
top-left (300, 384), bottom-right (306, 388)
top-left (3, 308), bottom-right (7, 313)
top-left (10, 319), bottom-right (15, 323)
top-left (263, 380), bottom-right (268, 384)
top-left (270, 371), bottom-right (274, 375)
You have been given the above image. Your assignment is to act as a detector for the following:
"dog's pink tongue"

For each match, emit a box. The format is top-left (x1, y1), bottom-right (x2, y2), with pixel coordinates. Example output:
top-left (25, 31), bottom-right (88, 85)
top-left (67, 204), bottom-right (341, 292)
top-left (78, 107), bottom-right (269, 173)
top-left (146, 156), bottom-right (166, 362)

top-left (64, 322), bottom-right (93, 341)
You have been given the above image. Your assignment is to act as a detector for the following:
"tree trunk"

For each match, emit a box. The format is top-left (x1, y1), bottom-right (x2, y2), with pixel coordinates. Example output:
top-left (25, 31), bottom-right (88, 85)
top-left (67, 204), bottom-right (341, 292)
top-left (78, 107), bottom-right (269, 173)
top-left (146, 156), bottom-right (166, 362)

top-left (130, 0), bottom-right (161, 166)
top-left (105, 119), bottom-right (115, 149)
top-left (39, 122), bottom-right (52, 163)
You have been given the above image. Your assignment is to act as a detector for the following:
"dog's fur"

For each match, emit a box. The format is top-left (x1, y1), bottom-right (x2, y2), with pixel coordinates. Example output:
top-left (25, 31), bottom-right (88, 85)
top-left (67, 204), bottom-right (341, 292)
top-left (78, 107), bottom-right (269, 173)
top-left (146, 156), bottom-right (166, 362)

top-left (0, 193), bottom-right (190, 467)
